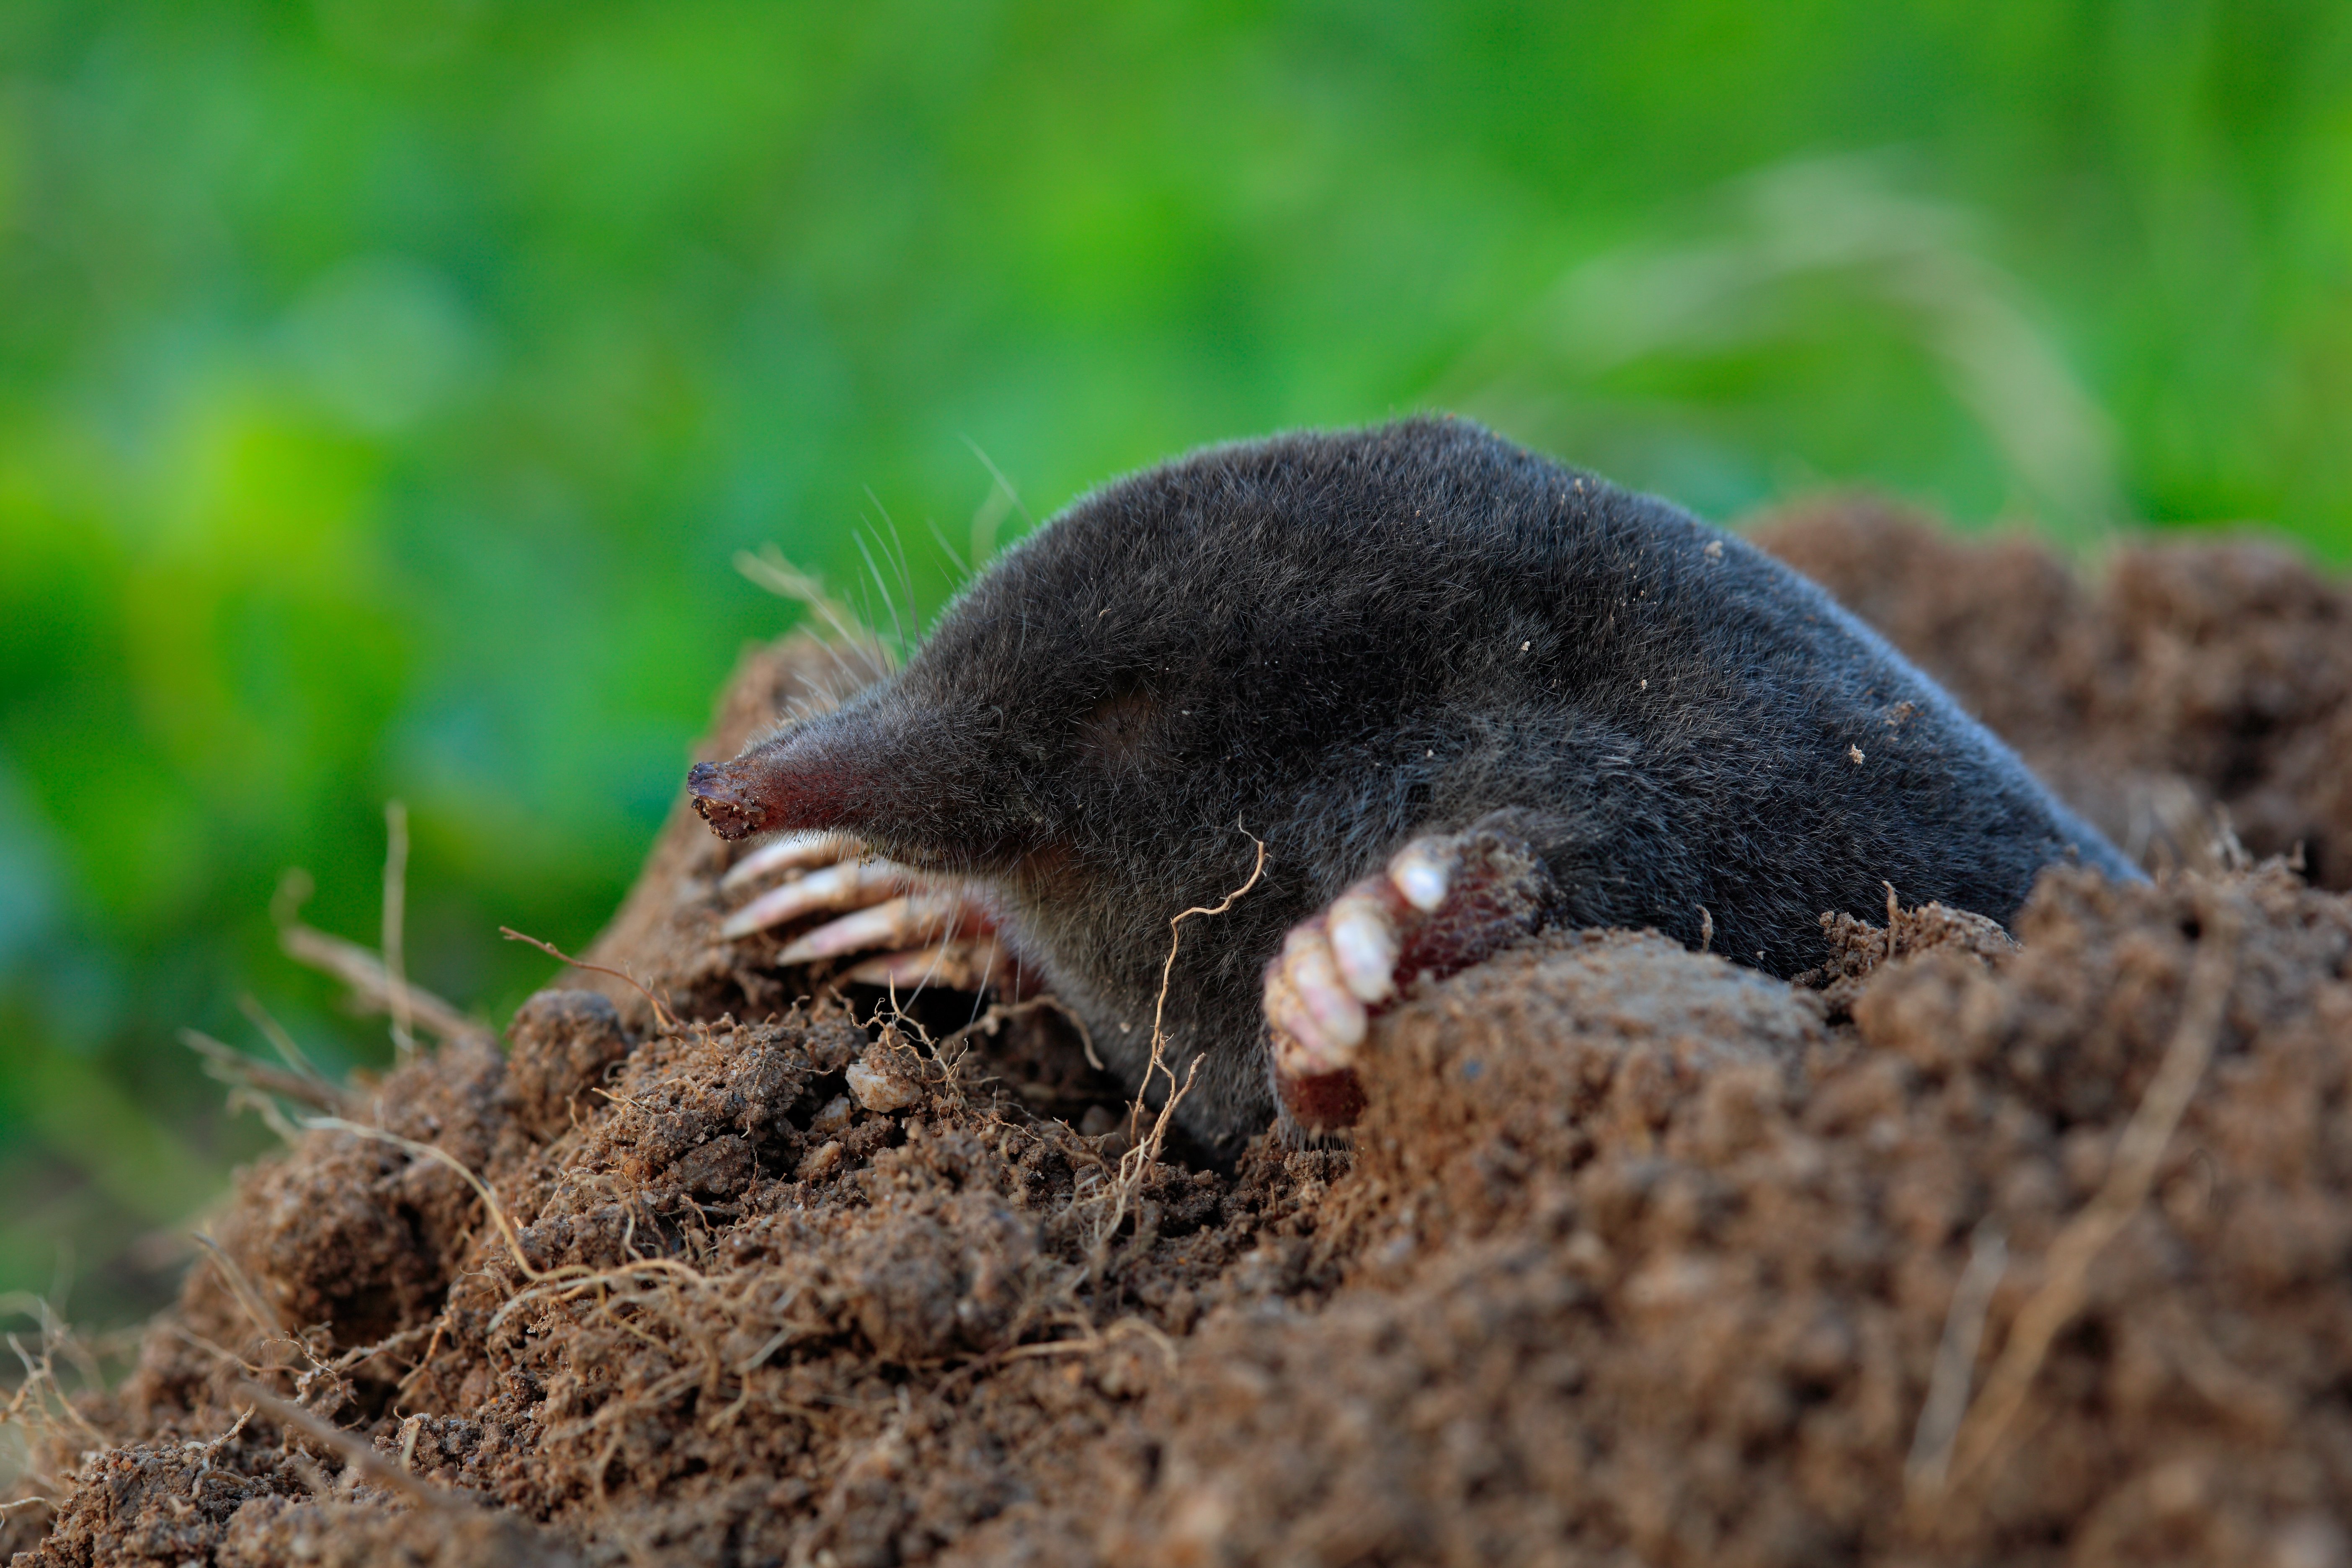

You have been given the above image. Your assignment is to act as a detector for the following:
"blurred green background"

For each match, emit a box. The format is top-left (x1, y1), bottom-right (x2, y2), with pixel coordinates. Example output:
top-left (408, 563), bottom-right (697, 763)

top-left (3, 0), bottom-right (2349, 1326)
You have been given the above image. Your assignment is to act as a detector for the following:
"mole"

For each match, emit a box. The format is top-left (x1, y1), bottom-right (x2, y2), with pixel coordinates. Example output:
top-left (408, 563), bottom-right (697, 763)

top-left (688, 416), bottom-right (2139, 1159)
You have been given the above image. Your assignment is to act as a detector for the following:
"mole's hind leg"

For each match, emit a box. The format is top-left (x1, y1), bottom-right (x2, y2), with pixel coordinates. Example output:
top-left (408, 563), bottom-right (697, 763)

top-left (714, 832), bottom-right (1014, 995)
top-left (1263, 822), bottom-right (1558, 1136)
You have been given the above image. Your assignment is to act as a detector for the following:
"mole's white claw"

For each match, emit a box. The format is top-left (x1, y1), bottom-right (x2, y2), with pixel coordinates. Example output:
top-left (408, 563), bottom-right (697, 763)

top-left (719, 857), bottom-right (913, 940)
top-left (843, 938), bottom-right (1010, 994)
top-left (1326, 893), bottom-right (1400, 1004)
top-left (1270, 823), bottom-right (1555, 1136)
top-left (1263, 912), bottom-right (1382, 1096)
top-left (1276, 926), bottom-right (1367, 1056)
top-left (1387, 839), bottom-right (1457, 912)
top-left (771, 890), bottom-right (969, 965)
top-left (720, 831), bottom-right (857, 892)
top-left (1264, 979), bottom-right (1346, 1079)
top-left (1266, 1023), bottom-right (1322, 1082)
top-left (715, 836), bottom-right (1011, 994)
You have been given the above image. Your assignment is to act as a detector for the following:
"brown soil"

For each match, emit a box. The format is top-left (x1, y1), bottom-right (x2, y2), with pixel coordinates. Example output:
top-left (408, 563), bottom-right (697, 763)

top-left (10, 506), bottom-right (2352, 1568)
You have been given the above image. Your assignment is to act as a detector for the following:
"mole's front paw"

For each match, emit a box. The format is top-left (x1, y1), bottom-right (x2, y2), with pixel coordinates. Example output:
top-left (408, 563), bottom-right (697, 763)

top-left (713, 832), bottom-right (1016, 995)
top-left (1263, 826), bottom-right (1556, 1135)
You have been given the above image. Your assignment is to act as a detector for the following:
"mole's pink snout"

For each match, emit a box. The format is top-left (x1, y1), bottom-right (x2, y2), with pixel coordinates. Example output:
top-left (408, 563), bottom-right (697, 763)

top-left (688, 759), bottom-right (766, 841)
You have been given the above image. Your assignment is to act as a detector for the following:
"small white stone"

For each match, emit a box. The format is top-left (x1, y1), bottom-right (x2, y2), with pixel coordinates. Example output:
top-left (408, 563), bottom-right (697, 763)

top-left (846, 1055), bottom-right (922, 1112)
top-left (809, 1093), bottom-right (855, 1137)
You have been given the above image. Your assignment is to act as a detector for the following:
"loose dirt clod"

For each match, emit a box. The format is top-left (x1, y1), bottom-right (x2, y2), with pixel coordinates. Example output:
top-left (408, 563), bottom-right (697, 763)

top-left (8, 510), bottom-right (2352, 1567)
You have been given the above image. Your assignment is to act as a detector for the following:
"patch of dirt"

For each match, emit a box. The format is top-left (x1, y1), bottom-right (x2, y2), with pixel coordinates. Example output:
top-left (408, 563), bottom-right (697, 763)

top-left (10, 514), bottom-right (2352, 1567)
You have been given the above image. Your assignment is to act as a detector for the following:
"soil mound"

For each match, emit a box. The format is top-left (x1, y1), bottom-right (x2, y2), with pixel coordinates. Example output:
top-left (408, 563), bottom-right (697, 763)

top-left (8, 508), bottom-right (2352, 1567)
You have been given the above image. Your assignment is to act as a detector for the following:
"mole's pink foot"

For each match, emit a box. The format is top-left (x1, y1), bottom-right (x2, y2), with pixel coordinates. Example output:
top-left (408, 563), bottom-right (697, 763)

top-left (715, 832), bottom-right (1013, 996)
top-left (1263, 826), bottom-right (1555, 1136)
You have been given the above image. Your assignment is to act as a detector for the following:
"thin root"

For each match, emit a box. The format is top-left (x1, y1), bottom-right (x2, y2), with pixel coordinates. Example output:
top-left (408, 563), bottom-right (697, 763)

top-left (500, 928), bottom-right (679, 1034)
top-left (1082, 829), bottom-right (1266, 1273)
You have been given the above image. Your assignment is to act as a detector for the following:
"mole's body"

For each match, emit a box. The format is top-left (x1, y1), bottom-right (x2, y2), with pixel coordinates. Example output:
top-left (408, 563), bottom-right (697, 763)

top-left (691, 418), bottom-right (2136, 1158)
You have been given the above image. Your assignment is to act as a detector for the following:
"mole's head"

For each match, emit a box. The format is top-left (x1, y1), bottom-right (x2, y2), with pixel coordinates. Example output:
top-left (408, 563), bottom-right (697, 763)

top-left (683, 494), bottom-right (1274, 881)
top-left (687, 417), bottom-right (1549, 882)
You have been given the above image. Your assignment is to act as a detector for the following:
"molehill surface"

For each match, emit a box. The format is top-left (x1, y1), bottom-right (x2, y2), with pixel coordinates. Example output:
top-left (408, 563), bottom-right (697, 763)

top-left (7, 504), bottom-right (2352, 1568)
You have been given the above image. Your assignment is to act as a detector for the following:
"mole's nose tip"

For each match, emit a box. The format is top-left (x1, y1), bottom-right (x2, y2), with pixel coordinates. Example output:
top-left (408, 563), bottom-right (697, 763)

top-left (687, 760), bottom-right (765, 840)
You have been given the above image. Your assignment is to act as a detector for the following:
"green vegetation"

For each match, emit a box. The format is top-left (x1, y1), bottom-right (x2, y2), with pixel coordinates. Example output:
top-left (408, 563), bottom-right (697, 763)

top-left (2, 1), bottom-right (2347, 1321)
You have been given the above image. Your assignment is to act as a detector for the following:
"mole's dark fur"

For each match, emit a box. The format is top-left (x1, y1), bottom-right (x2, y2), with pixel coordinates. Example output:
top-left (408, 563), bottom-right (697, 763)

top-left (691, 418), bottom-right (2137, 1158)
